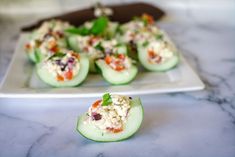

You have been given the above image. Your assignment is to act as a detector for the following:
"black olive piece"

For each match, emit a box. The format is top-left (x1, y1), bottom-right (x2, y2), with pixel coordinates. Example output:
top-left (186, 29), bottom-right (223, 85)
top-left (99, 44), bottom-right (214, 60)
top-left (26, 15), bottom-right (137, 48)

top-left (60, 63), bottom-right (67, 71)
top-left (92, 113), bottom-right (102, 121)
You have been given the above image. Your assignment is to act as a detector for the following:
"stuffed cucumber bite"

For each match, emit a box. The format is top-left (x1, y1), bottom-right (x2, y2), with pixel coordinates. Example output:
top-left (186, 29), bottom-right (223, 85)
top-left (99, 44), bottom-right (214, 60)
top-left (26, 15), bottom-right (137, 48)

top-left (68, 35), bottom-right (104, 73)
top-left (37, 50), bottom-right (89, 87)
top-left (117, 14), bottom-right (163, 60)
top-left (138, 40), bottom-right (179, 72)
top-left (24, 20), bottom-right (71, 63)
top-left (68, 35), bottom-right (128, 73)
top-left (95, 42), bottom-right (137, 85)
top-left (77, 93), bottom-right (144, 142)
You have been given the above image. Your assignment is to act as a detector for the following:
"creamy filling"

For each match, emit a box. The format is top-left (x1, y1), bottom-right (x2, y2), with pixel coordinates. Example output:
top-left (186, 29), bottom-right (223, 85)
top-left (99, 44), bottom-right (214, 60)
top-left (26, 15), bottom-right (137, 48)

top-left (147, 41), bottom-right (174, 64)
top-left (42, 51), bottom-right (80, 81)
top-left (25, 20), bottom-right (70, 55)
top-left (85, 95), bottom-right (131, 133)
top-left (121, 21), bottom-right (161, 45)
top-left (75, 35), bottom-right (104, 59)
top-left (105, 54), bottom-right (132, 71)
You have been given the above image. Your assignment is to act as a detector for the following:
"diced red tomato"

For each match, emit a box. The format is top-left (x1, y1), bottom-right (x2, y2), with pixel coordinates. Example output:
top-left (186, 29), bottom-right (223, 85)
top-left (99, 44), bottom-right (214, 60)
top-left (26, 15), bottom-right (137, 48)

top-left (106, 127), bottom-right (123, 133)
top-left (49, 40), bottom-right (57, 49)
top-left (25, 43), bottom-right (31, 49)
top-left (113, 128), bottom-right (123, 133)
top-left (88, 36), bottom-right (100, 46)
top-left (57, 74), bottom-right (64, 81)
top-left (142, 13), bottom-right (154, 25)
top-left (115, 65), bottom-right (125, 71)
top-left (148, 50), bottom-right (155, 58)
top-left (50, 46), bottom-right (58, 52)
top-left (92, 100), bottom-right (102, 108)
top-left (114, 60), bottom-right (121, 65)
top-left (105, 55), bottom-right (112, 64)
top-left (71, 53), bottom-right (80, 59)
top-left (65, 69), bottom-right (73, 80)
top-left (118, 54), bottom-right (125, 60)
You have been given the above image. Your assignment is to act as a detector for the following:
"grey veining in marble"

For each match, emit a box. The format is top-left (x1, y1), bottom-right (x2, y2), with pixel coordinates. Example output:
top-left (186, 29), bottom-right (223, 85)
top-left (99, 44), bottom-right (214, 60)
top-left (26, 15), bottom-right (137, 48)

top-left (0, 0), bottom-right (235, 157)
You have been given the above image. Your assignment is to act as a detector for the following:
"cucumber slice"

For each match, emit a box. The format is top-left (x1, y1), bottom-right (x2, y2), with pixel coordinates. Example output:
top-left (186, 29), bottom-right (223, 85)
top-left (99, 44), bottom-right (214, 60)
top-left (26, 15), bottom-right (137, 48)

top-left (36, 54), bottom-right (89, 87)
top-left (95, 59), bottom-right (138, 85)
top-left (67, 36), bottom-right (80, 52)
top-left (26, 48), bottom-right (44, 63)
top-left (77, 98), bottom-right (144, 142)
top-left (138, 46), bottom-right (179, 72)
top-left (26, 50), bottom-right (37, 63)
top-left (103, 22), bottom-right (119, 39)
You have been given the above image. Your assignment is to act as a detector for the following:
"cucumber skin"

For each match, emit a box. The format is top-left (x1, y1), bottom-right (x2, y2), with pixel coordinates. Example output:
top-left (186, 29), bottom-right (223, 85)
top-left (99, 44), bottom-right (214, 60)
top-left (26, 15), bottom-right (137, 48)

top-left (36, 54), bottom-right (89, 87)
top-left (76, 98), bottom-right (144, 142)
top-left (138, 46), bottom-right (180, 72)
top-left (95, 60), bottom-right (138, 85)
top-left (26, 48), bottom-right (44, 64)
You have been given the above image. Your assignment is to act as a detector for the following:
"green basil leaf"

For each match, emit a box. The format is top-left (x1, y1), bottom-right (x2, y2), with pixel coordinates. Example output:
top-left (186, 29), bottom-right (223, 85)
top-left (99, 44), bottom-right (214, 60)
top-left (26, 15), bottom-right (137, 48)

top-left (142, 41), bottom-right (149, 47)
top-left (65, 27), bottom-right (90, 36)
top-left (35, 48), bottom-right (41, 63)
top-left (102, 93), bottom-right (112, 106)
top-left (155, 34), bottom-right (163, 40)
top-left (91, 16), bottom-right (108, 35)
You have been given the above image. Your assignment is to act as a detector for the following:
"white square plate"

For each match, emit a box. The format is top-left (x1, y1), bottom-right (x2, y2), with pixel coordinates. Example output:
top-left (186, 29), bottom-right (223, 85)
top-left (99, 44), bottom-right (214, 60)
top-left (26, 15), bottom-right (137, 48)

top-left (0, 33), bottom-right (205, 98)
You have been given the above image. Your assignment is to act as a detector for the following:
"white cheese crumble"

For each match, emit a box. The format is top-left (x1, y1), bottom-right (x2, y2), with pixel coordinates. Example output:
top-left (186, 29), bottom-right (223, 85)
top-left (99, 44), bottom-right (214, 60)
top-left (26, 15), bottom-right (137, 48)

top-left (86, 95), bottom-right (131, 133)
top-left (42, 51), bottom-right (80, 80)
top-left (147, 41), bottom-right (174, 63)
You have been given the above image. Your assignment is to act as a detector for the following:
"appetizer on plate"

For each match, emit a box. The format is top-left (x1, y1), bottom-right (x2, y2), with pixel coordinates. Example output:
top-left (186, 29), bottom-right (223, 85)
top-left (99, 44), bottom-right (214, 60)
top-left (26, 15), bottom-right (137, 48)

top-left (24, 20), bottom-right (70, 63)
top-left (95, 39), bottom-right (138, 85)
top-left (68, 35), bottom-right (104, 72)
top-left (118, 14), bottom-right (179, 71)
top-left (24, 12), bottom-right (180, 87)
top-left (37, 50), bottom-right (89, 87)
top-left (77, 93), bottom-right (144, 142)
top-left (66, 16), bottom-right (120, 72)
top-left (138, 39), bottom-right (179, 72)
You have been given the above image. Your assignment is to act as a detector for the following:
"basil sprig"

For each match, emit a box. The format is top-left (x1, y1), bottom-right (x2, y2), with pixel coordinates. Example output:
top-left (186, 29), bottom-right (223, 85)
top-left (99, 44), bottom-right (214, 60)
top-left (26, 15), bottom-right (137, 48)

top-left (65, 16), bottom-right (108, 36)
top-left (65, 26), bottom-right (90, 36)
top-left (101, 93), bottom-right (112, 106)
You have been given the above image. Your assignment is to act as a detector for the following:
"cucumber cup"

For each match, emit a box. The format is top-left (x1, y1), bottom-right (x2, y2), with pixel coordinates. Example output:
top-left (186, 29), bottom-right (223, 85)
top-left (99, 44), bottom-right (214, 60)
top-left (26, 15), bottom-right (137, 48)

top-left (37, 51), bottom-right (89, 87)
top-left (77, 93), bottom-right (144, 142)
top-left (137, 41), bottom-right (179, 72)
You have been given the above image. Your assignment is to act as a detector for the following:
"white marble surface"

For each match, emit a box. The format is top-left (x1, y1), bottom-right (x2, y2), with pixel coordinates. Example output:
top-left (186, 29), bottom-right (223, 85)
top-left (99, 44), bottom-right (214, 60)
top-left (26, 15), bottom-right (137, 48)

top-left (0, 0), bottom-right (235, 157)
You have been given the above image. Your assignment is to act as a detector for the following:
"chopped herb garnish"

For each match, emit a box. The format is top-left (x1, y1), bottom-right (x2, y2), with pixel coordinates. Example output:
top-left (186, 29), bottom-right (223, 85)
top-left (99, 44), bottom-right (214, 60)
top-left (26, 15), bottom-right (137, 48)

top-left (116, 25), bottom-right (124, 35)
top-left (156, 34), bottom-right (163, 40)
top-left (142, 41), bottom-right (149, 47)
top-left (35, 48), bottom-right (41, 63)
top-left (48, 52), bottom-right (65, 60)
top-left (95, 42), bottom-right (104, 51)
top-left (142, 18), bottom-right (148, 26)
top-left (101, 93), bottom-right (112, 106)
top-left (133, 16), bottom-right (147, 25)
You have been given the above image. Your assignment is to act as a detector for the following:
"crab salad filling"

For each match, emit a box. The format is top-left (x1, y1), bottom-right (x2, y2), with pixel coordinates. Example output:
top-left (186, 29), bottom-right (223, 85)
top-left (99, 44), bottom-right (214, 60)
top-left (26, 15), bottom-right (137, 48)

top-left (85, 93), bottom-right (132, 133)
top-left (42, 50), bottom-right (80, 81)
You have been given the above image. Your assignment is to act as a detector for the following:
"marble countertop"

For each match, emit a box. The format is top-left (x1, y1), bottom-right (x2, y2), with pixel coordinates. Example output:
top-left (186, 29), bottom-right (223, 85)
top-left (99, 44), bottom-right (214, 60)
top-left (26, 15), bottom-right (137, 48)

top-left (0, 1), bottom-right (235, 157)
